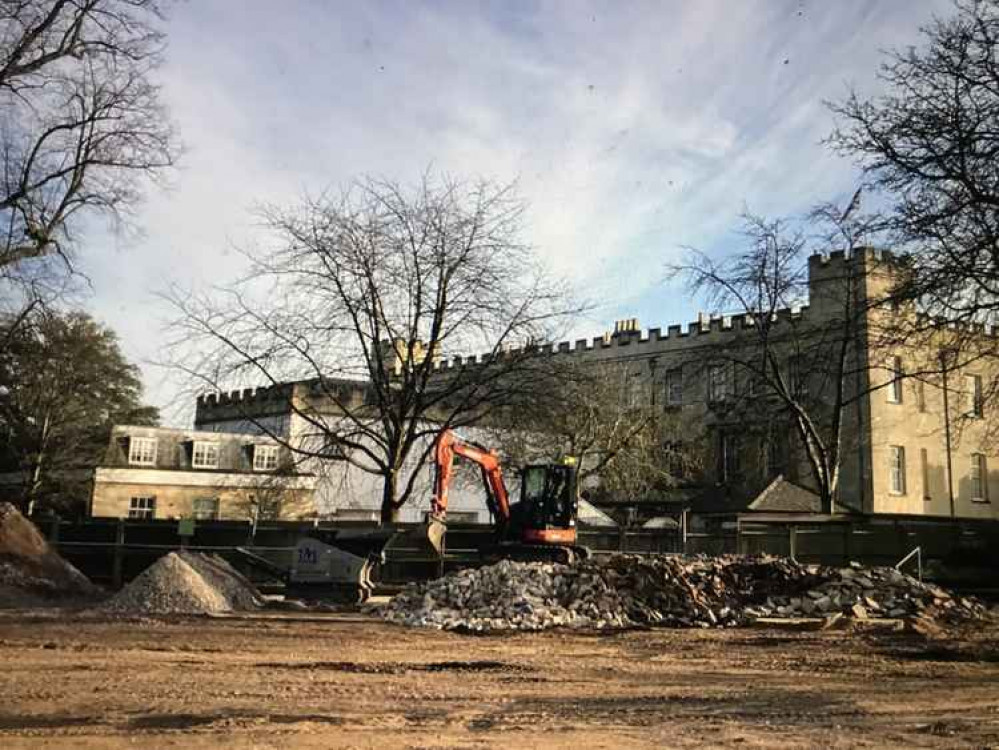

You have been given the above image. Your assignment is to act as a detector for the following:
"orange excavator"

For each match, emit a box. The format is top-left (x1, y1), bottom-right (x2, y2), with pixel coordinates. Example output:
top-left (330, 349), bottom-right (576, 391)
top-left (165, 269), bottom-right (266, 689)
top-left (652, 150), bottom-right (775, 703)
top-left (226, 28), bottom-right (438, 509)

top-left (421, 430), bottom-right (589, 564)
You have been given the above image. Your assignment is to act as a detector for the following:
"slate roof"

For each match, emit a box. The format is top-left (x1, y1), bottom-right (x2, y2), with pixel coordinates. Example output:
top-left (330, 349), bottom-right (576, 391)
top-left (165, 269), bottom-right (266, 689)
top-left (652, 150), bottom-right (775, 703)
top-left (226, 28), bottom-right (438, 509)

top-left (747, 476), bottom-right (823, 513)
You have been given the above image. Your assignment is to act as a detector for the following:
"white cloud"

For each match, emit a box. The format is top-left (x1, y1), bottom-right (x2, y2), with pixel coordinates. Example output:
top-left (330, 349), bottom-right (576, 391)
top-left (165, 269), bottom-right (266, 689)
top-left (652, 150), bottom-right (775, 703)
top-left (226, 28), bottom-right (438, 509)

top-left (76, 0), bottom-right (956, 421)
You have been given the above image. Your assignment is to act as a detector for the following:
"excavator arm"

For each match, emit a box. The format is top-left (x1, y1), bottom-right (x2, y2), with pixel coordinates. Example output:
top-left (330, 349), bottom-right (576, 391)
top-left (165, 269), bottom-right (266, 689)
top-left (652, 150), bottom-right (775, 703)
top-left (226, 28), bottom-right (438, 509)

top-left (430, 430), bottom-right (511, 525)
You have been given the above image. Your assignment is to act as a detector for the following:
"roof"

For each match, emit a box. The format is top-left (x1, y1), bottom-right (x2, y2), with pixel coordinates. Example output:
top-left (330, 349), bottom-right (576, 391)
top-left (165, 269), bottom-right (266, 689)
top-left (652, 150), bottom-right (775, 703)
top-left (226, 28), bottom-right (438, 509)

top-left (577, 498), bottom-right (618, 527)
top-left (747, 476), bottom-right (823, 513)
top-left (641, 515), bottom-right (680, 530)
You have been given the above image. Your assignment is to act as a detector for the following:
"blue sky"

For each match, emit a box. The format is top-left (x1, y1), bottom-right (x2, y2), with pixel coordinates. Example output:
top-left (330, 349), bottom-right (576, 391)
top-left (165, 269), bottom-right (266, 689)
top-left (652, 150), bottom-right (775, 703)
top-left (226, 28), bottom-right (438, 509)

top-left (77, 0), bottom-right (954, 423)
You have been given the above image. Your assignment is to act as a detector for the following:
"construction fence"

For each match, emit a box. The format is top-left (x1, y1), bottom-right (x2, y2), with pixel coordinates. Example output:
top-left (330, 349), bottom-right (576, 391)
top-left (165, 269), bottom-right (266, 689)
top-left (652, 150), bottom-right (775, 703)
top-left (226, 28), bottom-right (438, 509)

top-left (35, 512), bottom-right (999, 589)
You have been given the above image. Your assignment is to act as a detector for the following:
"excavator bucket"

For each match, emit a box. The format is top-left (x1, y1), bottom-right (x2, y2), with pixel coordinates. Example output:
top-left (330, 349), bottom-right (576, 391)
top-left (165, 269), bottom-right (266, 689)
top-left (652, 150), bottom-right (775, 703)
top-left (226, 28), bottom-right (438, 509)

top-left (383, 514), bottom-right (447, 559)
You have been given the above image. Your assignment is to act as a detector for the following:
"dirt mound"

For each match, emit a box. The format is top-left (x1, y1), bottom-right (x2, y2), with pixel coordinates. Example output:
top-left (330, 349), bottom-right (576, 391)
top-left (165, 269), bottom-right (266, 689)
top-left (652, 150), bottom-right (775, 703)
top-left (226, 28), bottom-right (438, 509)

top-left (0, 502), bottom-right (97, 607)
top-left (382, 554), bottom-right (990, 632)
top-left (102, 551), bottom-right (261, 615)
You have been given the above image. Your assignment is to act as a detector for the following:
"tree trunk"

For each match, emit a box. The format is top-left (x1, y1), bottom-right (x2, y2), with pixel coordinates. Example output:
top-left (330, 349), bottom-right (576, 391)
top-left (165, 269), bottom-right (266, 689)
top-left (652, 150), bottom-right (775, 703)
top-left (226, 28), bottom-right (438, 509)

top-left (25, 411), bottom-right (51, 516)
top-left (380, 469), bottom-right (400, 524)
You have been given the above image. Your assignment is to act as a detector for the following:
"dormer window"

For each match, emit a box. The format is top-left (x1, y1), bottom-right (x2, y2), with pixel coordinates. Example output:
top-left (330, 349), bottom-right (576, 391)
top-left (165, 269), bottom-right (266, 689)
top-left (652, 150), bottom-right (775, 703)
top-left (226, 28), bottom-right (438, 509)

top-left (192, 440), bottom-right (219, 469)
top-left (253, 444), bottom-right (279, 471)
top-left (128, 437), bottom-right (157, 466)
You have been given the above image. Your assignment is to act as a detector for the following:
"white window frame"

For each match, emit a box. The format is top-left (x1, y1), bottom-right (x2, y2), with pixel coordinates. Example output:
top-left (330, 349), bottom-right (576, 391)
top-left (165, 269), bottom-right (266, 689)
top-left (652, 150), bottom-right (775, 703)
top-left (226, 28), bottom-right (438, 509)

top-left (192, 440), bottom-right (220, 469)
top-left (971, 453), bottom-right (989, 502)
top-left (665, 368), bottom-right (683, 406)
top-left (887, 356), bottom-right (903, 404)
top-left (253, 444), bottom-right (279, 472)
top-left (889, 445), bottom-right (906, 495)
top-left (193, 496), bottom-right (220, 520)
top-left (128, 496), bottom-right (156, 519)
top-left (128, 437), bottom-right (157, 466)
top-left (966, 374), bottom-right (984, 418)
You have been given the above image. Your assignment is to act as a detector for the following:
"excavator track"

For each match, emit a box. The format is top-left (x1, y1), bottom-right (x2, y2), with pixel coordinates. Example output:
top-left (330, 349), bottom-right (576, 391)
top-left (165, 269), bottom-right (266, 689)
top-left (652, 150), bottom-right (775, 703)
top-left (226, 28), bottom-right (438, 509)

top-left (481, 543), bottom-right (591, 566)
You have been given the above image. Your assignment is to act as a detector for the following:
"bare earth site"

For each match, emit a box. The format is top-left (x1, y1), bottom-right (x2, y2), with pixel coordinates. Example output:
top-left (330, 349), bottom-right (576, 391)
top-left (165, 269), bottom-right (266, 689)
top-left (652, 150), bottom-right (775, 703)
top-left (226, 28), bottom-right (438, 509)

top-left (0, 613), bottom-right (998, 749)
top-left (2, 500), bottom-right (999, 749)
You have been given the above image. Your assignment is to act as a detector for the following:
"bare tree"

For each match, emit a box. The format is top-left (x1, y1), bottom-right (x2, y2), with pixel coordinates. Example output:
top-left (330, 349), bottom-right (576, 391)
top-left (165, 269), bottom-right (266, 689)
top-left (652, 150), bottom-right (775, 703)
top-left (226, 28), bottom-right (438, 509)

top-left (484, 359), bottom-right (701, 502)
top-left (827, 0), bottom-right (999, 332)
top-left (167, 174), bottom-right (580, 522)
top-left (668, 204), bottom-right (898, 514)
top-left (0, 0), bottom-right (178, 341)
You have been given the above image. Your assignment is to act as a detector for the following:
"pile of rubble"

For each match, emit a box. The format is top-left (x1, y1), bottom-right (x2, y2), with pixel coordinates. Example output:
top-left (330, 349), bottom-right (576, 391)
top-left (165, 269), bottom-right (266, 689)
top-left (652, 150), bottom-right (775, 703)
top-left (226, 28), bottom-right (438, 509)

top-left (381, 554), bottom-right (988, 632)
top-left (0, 503), bottom-right (98, 607)
top-left (742, 561), bottom-right (985, 624)
top-left (102, 551), bottom-right (262, 615)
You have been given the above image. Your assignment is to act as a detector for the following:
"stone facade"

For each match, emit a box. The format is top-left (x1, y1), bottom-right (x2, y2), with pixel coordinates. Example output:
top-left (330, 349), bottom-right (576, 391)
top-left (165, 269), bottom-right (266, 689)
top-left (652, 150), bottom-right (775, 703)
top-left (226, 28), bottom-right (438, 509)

top-left (90, 425), bottom-right (318, 521)
top-left (193, 250), bottom-right (999, 522)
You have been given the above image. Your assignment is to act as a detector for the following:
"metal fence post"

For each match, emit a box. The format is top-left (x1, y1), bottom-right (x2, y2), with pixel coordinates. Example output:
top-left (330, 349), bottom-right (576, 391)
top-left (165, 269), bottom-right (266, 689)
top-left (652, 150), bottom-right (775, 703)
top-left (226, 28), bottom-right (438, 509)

top-left (112, 518), bottom-right (126, 589)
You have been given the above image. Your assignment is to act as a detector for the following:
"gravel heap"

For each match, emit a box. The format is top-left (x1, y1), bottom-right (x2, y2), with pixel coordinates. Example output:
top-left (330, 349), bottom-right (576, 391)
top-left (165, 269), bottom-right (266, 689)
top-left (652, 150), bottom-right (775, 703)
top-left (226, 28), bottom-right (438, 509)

top-left (179, 551), bottom-right (263, 611)
top-left (381, 554), bottom-right (988, 632)
top-left (0, 503), bottom-right (98, 607)
top-left (102, 551), bottom-right (261, 615)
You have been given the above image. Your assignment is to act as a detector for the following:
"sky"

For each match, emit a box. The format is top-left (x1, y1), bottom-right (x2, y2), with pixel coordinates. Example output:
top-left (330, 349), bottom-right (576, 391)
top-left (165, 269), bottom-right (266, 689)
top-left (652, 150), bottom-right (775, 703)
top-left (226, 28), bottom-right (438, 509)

top-left (77, 0), bottom-right (955, 424)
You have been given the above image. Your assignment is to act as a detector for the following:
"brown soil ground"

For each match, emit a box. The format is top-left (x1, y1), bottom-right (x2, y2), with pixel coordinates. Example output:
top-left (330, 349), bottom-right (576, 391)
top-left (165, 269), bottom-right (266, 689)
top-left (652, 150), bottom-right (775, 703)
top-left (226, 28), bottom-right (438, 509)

top-left (0, 610), bottom-right (997, 749)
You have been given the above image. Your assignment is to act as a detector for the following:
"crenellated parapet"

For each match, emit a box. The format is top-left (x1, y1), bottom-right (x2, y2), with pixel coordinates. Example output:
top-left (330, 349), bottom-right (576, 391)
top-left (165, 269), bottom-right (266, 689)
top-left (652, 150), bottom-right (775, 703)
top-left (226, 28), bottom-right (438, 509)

top-left (197, 248), bottom-right (901, 397)
top-left (196, 381), bottom-right (296, 409)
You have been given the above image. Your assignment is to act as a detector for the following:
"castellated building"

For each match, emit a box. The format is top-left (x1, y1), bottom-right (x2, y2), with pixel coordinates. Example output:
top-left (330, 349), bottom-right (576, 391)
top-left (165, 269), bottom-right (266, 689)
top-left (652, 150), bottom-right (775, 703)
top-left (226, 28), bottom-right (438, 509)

top-left (194, 249), bottom-right (999, 524)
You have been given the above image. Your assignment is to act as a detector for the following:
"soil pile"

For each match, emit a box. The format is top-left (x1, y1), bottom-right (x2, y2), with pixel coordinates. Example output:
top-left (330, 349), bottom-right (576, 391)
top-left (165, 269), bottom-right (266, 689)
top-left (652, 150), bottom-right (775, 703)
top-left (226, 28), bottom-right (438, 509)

top-left (0, 502), bottom-right (97, 607)
top-left (382, 554), bottom-right (989, 632)
top-left (102, 551), bottom-right (261, 615)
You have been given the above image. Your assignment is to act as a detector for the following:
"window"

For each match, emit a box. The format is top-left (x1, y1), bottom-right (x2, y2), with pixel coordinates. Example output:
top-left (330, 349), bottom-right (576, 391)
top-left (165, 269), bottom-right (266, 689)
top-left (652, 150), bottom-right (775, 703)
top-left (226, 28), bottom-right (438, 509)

top-left (321, 434), bottom-right (350, 460)
top-left (787, 356), bottom-right (803, 396)
top-left (193, 497), bottom-right (220, 520)
top-left (889, 445), bottom-right (906, 495)
top-left (916, 380), bottom-right (927, 413)
top-left (971, 453), bottom-right (989, 502)
top-left (965, 374), bottom-right (984, 418)
top-left (192, 441), bottom-right (219, 469)
top-left (665, 369), bottom-right (683, 406)
top-left (626, 375), bottom-right (646, 408)
top-left (128, 496), bottom-right (156, 519)
top-left (720, 433), bottom-right (740, 483)
top-left (708, 364), bottom-right (730, 402)
top-left (664, 440), bottom-right (684, 479)
top-left (920, 448), bottom-right (931, 501)
top-left (766, 430), bottom-right (786, 479)
top-left (128, 437), bottom-right (157, 466)
top-left (887, 356), bottom-right (903, 404)
top-left (253, 444), bottom-right (279, 471)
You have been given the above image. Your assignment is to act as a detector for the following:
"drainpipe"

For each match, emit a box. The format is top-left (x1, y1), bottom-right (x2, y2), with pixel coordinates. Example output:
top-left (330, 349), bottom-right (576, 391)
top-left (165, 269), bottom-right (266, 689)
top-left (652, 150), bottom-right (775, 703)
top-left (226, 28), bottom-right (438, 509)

top-left (940, 351), bottom-right (956, 520)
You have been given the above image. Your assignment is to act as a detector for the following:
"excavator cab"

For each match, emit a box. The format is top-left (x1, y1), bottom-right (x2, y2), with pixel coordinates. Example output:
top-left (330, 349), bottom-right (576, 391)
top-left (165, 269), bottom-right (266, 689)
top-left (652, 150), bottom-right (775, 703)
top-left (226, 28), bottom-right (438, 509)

top-left (513, 461), bottom-right (579, 547)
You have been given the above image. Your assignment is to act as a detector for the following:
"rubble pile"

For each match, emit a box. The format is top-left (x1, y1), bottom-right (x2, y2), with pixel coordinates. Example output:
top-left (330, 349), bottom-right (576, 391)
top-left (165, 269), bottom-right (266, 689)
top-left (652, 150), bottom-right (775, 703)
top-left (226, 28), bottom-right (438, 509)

top-left (382, 554), bottom-right (988, 632)
top-left (0, 503), bottom-right (98, 607)
top-left (102, 551), bottom-right (261, 615)
top-left (743, 561), bottom-right (987, 624)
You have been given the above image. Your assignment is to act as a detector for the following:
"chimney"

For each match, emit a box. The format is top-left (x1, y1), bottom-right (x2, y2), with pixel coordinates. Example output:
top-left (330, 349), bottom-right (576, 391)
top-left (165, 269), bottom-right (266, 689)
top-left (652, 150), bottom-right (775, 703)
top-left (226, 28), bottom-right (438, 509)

top-left (611, 318), bottom-right (640, 337)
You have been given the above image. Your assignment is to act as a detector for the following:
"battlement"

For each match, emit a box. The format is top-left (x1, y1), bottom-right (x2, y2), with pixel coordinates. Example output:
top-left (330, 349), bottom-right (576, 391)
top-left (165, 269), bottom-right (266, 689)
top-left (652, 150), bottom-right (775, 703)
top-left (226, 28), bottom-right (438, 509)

top-left (197, 248), bottom-right (895, 398)
top-left (411, 306), bottom-right (811, 375)
top-left (196, 382), bottom-right (296, 410)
